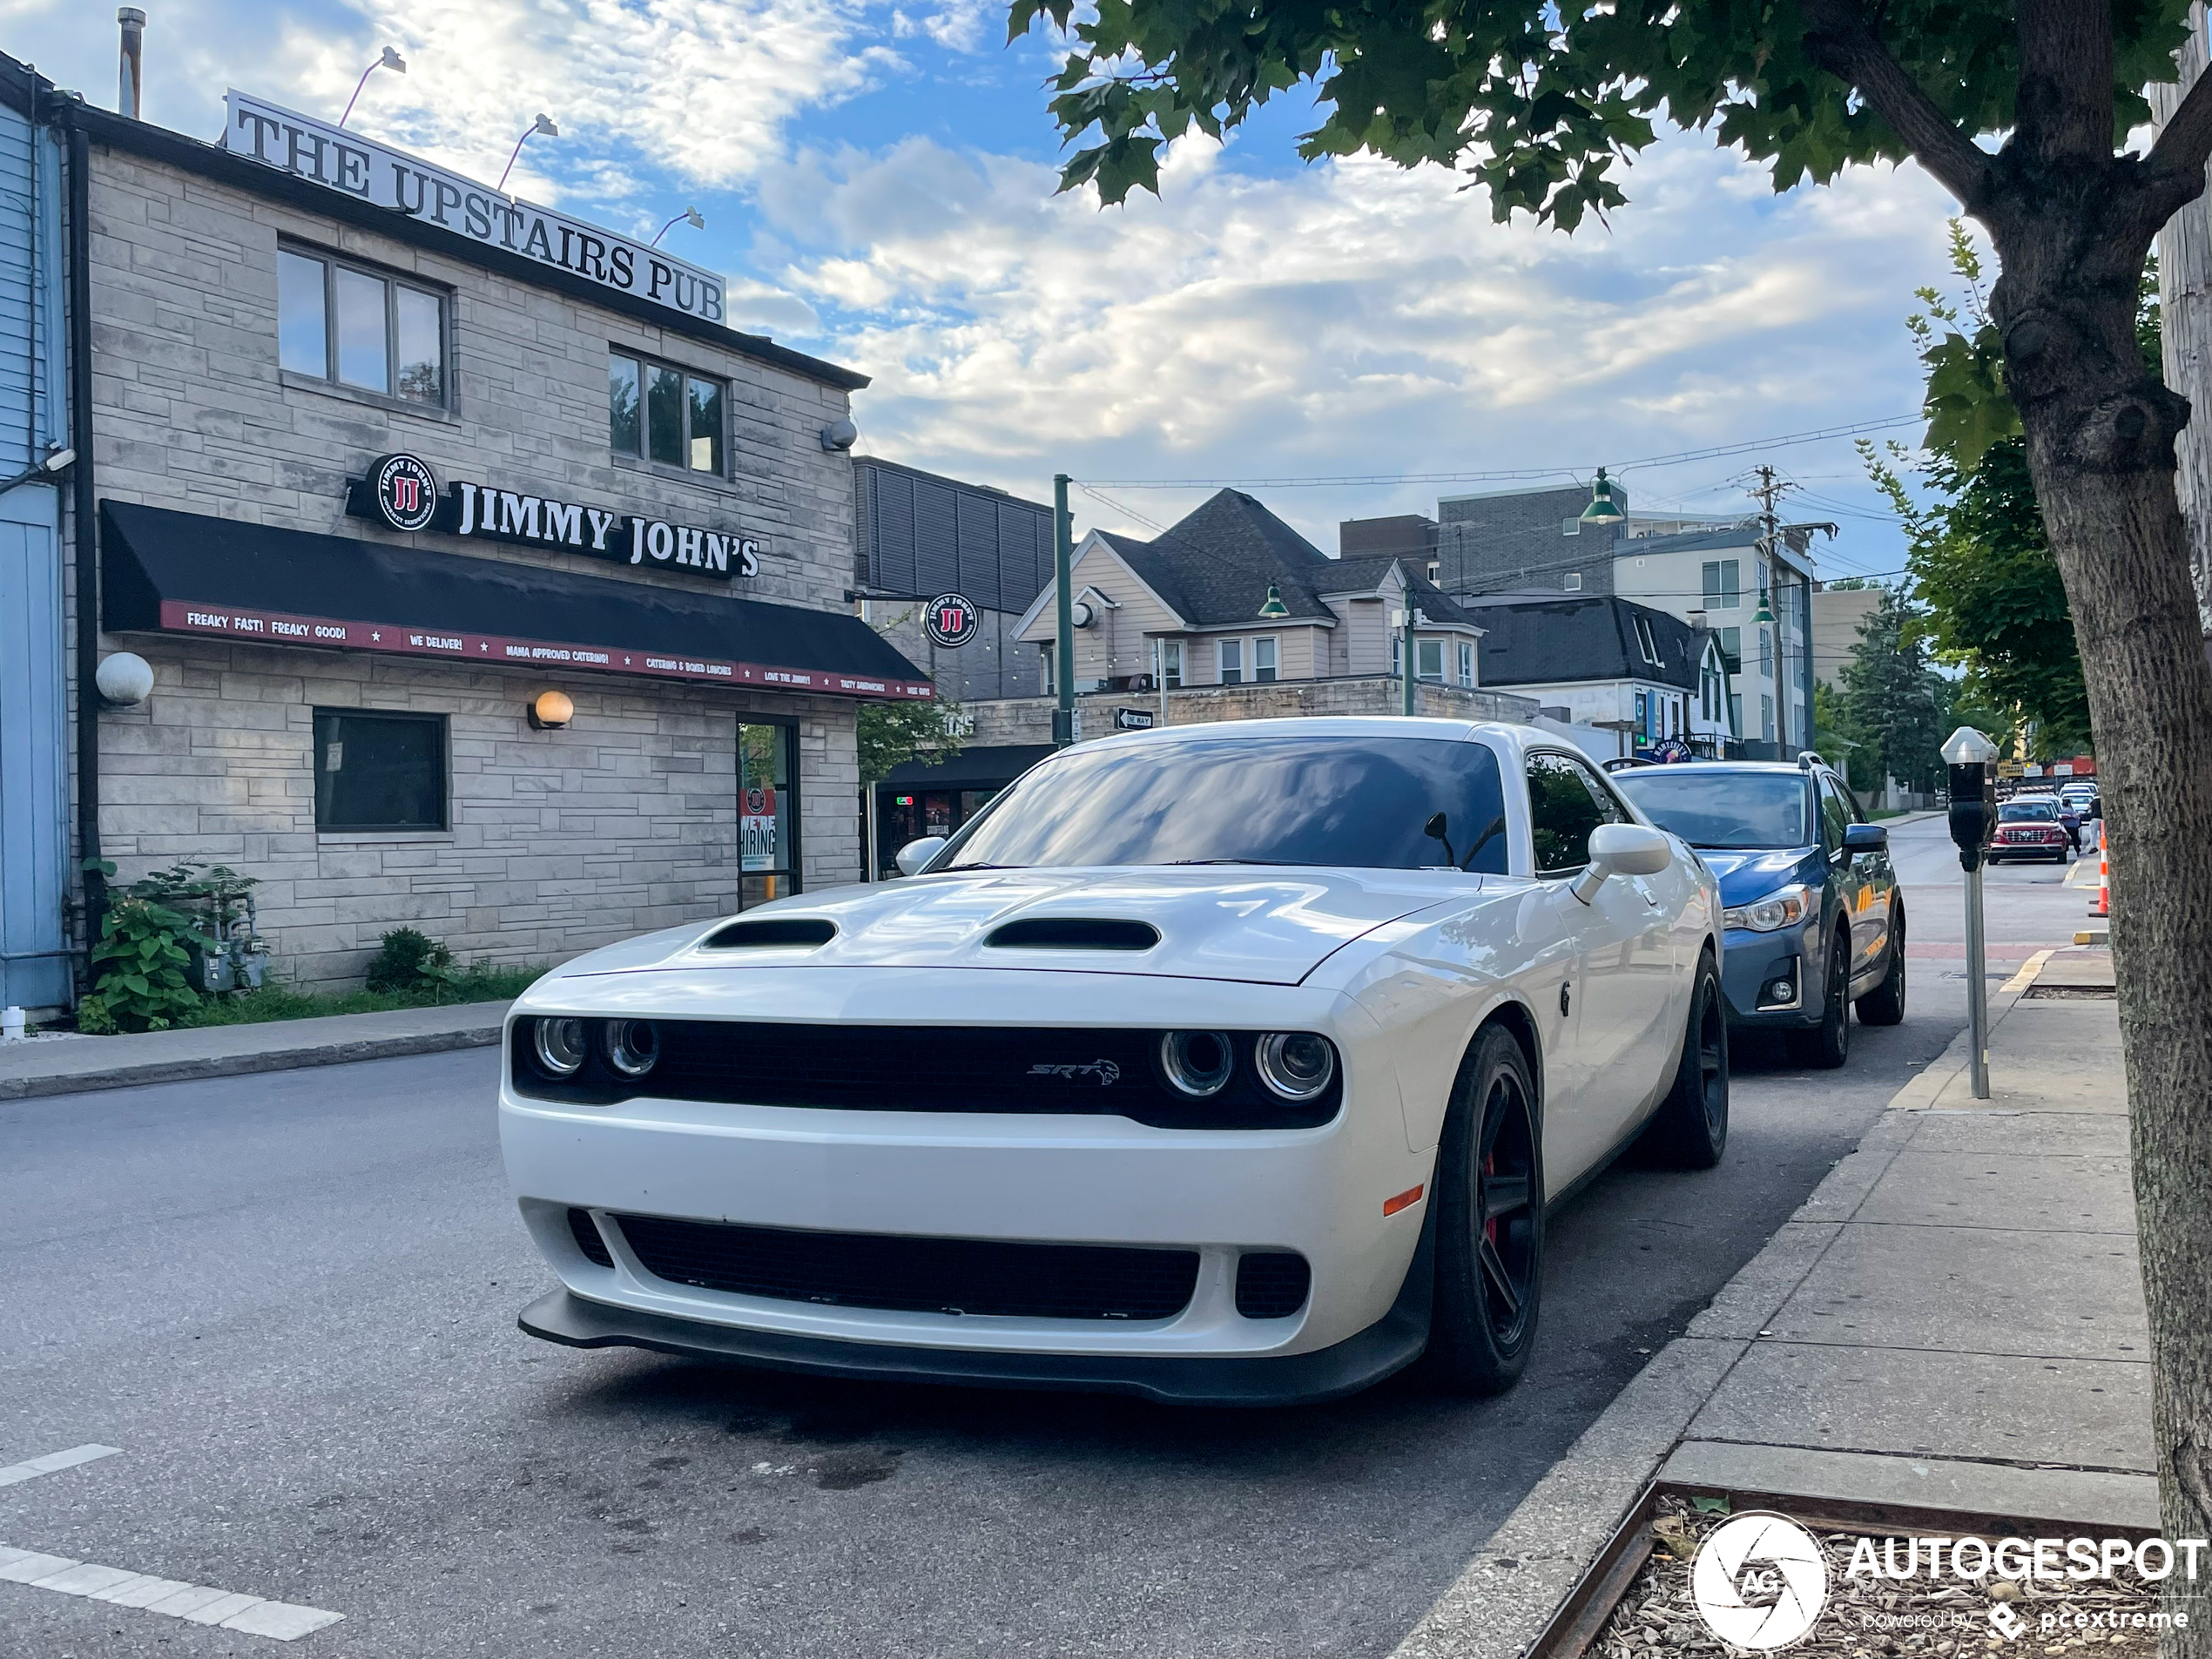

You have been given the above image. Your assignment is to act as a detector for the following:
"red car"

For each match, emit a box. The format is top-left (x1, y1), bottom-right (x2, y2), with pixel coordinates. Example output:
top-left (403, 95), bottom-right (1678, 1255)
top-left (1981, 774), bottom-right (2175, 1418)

top-left (1988, 797), bottom-right (2072, 863)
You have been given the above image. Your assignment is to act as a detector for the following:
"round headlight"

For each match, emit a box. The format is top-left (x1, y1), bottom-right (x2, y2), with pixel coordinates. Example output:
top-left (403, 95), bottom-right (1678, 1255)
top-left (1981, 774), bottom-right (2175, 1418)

top-left (1255, 1032), bottom-right (1336, 1100)
top-left (1160, 1030), bottom-right (1234, 1097)
top-left (531, 1016), bottom-right (588, 1077)
top-left (604, 1019), bottom-right (659, 1078)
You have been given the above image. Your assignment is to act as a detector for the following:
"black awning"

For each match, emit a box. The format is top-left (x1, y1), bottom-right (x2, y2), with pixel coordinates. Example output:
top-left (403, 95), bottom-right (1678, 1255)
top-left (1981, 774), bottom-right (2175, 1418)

top-left (877, 744), bottom-right (1057, 789)
top-left (100, 501), bottom-right (931, 700)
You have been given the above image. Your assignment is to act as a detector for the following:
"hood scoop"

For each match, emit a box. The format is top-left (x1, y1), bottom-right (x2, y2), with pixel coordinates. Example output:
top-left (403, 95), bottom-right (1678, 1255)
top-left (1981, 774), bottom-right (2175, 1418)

top-left (984, 918), bottom-right (1160, 952)
top-left (703, 917), bottom-right (837, 949)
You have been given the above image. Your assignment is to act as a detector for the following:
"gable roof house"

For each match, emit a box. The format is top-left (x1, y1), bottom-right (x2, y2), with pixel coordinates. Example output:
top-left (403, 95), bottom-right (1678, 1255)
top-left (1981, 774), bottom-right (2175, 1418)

top-left (1468, 596), bottom-right (1736, 757)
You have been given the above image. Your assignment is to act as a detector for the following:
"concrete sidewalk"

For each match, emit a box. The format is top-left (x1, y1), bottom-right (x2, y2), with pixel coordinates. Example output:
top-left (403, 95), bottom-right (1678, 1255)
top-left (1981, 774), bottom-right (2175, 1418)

top-left (0, 1001), bottom-right (510, 1101)
top-left (1396, 945), bottom-right (2148, 1659)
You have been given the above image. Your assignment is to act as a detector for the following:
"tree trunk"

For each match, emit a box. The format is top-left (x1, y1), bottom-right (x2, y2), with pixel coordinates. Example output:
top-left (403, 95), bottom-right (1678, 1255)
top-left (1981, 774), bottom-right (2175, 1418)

top-left (1993, 251), bottom-right (2212, 1648)
top-left (2151, 1), bottom-right (2212, 638)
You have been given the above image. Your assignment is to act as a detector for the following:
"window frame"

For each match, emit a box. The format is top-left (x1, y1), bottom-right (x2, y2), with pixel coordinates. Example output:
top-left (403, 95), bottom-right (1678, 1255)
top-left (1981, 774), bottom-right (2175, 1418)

top-left (1456, 641), bottom-right (1474, 687)
top-left (1562, 571), bottom-right (1582, 591)
top-left (1415, 637), bottom-right (1445, 683)
top-left (312, 708), bottom-right (450, 834)
top-left (1218, 637), bottom-right (1244, 685)
top-left (737, 717), bottom-right (804, 910)
top-left (1157, 639), bottom-right (1183, 689)
top-left (1633, 615), bottom-right (1662, 667)
top-left (1525, 749), bottom-right (1630, 877)
top-left (277, 242), bottom-right (453, 414)
top-left (609, 347), bottom-right (730, 480)
top-left (1251, 636), bottom-right (1279, 684)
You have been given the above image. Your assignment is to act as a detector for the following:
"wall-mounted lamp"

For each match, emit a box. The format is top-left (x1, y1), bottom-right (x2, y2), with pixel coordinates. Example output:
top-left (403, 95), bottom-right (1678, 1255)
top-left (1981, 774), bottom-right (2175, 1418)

top-left (819, 418), bottom-right (859, 452)
top-left (96, 651), bottom-right (154, 706)
top-left (339, 45), bottom-right (407, 126)
top-left (651, 206), bottom-right (705, 246)
top-left (496, 114), bottom-right (559, 194)
top-left (528, 689), bottom-right (574, 730)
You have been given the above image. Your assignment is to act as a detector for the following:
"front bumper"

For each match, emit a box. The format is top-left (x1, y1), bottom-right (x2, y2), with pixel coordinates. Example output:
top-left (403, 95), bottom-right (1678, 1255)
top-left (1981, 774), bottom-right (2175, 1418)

top-left (1718, 927), bottom-right (1816, 1027)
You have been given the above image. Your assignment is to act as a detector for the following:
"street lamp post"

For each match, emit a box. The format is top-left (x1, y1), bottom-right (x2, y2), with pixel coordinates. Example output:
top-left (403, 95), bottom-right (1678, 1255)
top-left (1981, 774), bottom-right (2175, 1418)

top-left (1943, 725), bottom-right (2000, 1099)
top-left (1052, 474), bottom-right (1076, 747)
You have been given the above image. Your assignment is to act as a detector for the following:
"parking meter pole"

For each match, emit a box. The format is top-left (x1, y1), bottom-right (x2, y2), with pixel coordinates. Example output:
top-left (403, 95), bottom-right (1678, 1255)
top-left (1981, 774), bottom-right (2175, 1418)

top-left (1942, 727), bottom-right (2000, 1103)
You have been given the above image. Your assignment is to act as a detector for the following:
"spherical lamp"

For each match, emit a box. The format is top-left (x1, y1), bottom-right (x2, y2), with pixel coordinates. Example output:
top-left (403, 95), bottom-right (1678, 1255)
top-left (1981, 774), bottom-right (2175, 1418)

top-left (529, 689), bottom-right (575, 731)
top-left (95, 651), bottom-right (154, 706)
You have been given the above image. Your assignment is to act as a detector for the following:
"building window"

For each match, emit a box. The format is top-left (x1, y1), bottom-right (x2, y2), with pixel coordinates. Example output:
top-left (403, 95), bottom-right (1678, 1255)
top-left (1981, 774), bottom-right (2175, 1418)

top-left (1633, 615), bottom-right (1662, 666)
top-left (1158, 639), bottom-right (1183, 689)
top-left (1561, 517), bottom-right (1581, 536)
top-left (1416, 638), bottom-right (1445, 682)
top-left (1730, 692), bottom-right (1743, 735)
top-left (1702, 559), bottom-right (1741, 610)
top-left (1392, 635), bottom-right (1402, 678)
top-left (738, 722), bottom-right (800, 909)
top-left (1456, 642), bottom-right (1474, 686)
top-left (1720, 625), bottom-right (1741, 672)
top-left (1759, 626), bottom-right (1774, 674)
top-left (1426, 561), bottom-right (1440, 583)
top-left (610, 350), bottom-right (725, 475)
top-left (278, 246), bottom-right (447, 406)
top-left (1218, 638), bottom-right (1244, 685)
top-left (1761, 694), bottom-right (1775, 739)
top-left (1251, 637), bottom-right (1278, 683)
top-left (1635, 690), bottom-right (1650, 740)
top-left (1562, 572), bottom-right (1581, 591)
top-left (313, 710), bottom-right (447, 832)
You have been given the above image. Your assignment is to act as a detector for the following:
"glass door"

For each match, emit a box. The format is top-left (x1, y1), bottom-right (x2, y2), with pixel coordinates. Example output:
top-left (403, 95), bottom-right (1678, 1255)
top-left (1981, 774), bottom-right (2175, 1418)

top-left (737, 721), bottom-right (799, 908)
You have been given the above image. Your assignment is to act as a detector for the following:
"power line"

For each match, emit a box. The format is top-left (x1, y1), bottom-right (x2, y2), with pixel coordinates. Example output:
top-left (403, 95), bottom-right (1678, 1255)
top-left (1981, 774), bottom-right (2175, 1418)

top-left (1076, 415), bottom-right (1922, 490)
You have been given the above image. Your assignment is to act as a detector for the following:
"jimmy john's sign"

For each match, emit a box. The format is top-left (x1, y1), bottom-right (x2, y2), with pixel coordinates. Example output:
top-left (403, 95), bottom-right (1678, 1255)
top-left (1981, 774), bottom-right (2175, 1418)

top-left (224, 91), bottom-right (725, 327)
top-left (347, 452), bottom-right (762, 580)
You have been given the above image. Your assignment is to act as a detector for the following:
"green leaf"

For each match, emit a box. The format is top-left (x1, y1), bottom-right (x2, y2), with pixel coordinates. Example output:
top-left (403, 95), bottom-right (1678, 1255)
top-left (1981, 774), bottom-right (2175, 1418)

top-left (1689, 1495), bottom-right (1731, 1515)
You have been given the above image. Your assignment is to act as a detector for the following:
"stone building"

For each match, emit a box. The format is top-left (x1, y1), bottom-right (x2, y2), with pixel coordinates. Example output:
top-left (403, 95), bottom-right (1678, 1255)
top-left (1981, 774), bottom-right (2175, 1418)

top-left (25, 65), bottom-right (923, 993)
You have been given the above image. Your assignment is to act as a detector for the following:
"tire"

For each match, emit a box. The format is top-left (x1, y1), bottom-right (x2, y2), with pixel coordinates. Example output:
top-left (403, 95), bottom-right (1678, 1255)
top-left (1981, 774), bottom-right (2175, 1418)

top-left (1786, 930), bottom-right (1852, 1069)
top-left (1425, 1027), bottom-right (1543, 1396)
top-left (1855, 906), bottom-right (1906, 1026)
top-left (1638, 949), bottom-right (1729, 1169)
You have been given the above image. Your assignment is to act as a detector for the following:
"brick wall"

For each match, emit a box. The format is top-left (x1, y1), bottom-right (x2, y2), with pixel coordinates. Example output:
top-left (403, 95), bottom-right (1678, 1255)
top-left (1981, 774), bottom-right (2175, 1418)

top-left (83, 140), bottom-right (869, 985)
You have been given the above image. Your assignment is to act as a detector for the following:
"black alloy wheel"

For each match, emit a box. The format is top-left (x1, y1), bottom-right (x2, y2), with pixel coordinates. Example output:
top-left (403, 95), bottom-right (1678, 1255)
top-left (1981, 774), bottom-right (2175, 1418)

top-left (1789, 930), bottom-right (1852, 1069)
top-left (1426, 1027), bottom-right (1543, 1396)
top-left (1639, 949), bottom-right (1730, 1168)
top-left (1856, 907), bottom-right (1906, 1026)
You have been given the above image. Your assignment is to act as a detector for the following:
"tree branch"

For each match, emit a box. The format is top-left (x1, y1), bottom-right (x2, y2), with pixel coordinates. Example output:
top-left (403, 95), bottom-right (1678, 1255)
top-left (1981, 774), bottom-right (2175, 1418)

top-left (1793, 0), bottom-right (1995, 212)
top-left (2141, 59), bottom-right (2212, 226)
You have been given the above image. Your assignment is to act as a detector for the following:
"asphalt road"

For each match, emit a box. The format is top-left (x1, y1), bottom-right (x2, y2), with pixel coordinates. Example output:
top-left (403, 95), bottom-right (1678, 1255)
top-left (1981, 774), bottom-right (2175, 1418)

top-left (0, 833), bottom-right (2088, 1658)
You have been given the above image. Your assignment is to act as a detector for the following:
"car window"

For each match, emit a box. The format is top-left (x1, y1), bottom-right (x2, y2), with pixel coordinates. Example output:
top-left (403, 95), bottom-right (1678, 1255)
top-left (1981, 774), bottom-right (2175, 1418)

top-left (1819, 777), bottom-right (1851, 853)
top-left (1527, 752), bottom-right (1626, 876)
top-left (1609, 769), bottom-right (1814, 849)
top-left (933, 734), bottom-right (1511, 873)
top-left (2000, 801), bottom-right (2056, 822)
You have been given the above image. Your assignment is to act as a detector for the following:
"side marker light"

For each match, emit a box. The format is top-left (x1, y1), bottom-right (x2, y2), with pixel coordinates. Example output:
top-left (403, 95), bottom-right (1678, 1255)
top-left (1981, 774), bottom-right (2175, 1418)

top-left (1383, 1184), bottom-right (1425, 1217)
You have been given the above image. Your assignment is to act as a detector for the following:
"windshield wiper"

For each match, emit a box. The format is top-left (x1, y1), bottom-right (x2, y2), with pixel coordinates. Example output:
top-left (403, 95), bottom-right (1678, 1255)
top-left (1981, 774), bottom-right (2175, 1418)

top-left (939, 862), bottom-right (1027, 872)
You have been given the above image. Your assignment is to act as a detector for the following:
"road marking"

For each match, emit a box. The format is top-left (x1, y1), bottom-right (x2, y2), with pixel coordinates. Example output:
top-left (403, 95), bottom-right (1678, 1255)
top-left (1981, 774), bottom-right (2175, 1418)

top-left (0, 1543), bottom-right (342, 1641)
top-left (0, 1445), bottom-right (122, 1487)
top-left (1999, 948), bottom-right (2055, 994)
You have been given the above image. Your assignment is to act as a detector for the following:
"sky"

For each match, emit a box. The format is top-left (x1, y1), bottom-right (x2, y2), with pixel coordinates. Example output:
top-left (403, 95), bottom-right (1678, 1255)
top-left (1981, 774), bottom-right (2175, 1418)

top-left (0, 0), bottom-right (1966, 577)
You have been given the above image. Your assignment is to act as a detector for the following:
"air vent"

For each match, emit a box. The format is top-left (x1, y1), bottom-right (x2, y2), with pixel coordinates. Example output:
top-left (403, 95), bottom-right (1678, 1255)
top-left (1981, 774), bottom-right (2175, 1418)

top-left (703, 917), bottom-right (836, 949)
top-left (568, 1207), bottom-right (614, 1267)
top-left (985, 918), bottom-right (1160, 951)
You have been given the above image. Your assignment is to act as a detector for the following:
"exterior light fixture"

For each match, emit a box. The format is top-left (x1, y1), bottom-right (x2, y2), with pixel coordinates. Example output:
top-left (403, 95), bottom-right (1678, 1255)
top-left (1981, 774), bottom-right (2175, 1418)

top-left (497, 114), bottom-right (560, 194)
top-left (1257, 583), bottom-right (1290, 619)
top-left (529, 689), bottom-right (575, 731)
top-left (1753, 588), bottom-right (1775, 625)
top-left (95, 651), bottom-right (155, 706)
top-left (1579, 467), bottom-right (1626, 526)
top-left (339, 45), bottom-right (407, 127)
top-left (651, 206), bottom-right (705, 246)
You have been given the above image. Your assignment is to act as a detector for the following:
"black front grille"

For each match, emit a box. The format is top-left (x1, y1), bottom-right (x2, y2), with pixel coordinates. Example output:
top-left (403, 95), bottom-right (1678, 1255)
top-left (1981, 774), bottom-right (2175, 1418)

top-left (1235, 1251), bottom-right (1312, 1318)
top-left (610, 1213), bottom-right (1199, 1322)
top-left (510, 1021), bottom-right (1341, 1130)
top-left (568, 1206), bottom-right (614, 1266)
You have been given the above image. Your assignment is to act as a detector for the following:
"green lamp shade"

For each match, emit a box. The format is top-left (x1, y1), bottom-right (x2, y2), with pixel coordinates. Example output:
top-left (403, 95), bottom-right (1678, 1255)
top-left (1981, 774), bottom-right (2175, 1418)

top-left (1753, 590), bottom-right (1775, 624)
top-left (1257, 582), bottom-right (1291, 618)
top-left (1580, 467), bottom-right (1626, 525)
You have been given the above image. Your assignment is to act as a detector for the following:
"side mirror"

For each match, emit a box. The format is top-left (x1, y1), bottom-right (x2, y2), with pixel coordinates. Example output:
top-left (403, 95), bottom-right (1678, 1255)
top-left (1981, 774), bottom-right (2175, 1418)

top-left (1571, 822), bottom-right (1671, 902)
top-left (894, 836), bottom-right (948, 877)
top-left (1843, 823), bottom-right (1888, 853)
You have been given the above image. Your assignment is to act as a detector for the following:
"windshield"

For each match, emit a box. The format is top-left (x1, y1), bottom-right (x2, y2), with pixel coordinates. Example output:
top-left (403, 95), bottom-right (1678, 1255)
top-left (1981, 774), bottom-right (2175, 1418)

top-left (932, 734), bottom-right (1510, 873)
top-left (2001, 801), bottom-right (2057, 821)
top-left (1608, 769), bottom-right (1813, 850)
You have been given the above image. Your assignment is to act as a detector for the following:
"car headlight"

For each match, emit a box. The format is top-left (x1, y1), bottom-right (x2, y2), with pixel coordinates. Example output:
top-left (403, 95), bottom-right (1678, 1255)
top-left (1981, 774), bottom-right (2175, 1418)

top-left (530, 1016), bottom-right (589, 1076)
top-left (1160, 1030), bottom-right (1235, 1097)
top-left (604, 1019), bottom-right (659, 1078)
top-left (1723, 882), bottom-right (1815, 934)
top-left (1254, 1033), bottom-right (1337, 1101)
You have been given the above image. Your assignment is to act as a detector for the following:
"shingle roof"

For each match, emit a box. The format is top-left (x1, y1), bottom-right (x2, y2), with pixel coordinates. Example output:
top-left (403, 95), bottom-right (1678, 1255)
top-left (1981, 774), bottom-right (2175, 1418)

top-left (1461, 595), bottom-right (1703, 691)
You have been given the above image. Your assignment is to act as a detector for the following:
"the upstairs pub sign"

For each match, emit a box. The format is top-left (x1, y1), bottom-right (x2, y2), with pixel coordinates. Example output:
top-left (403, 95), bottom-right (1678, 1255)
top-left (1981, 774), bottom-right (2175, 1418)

top-left (224, 91), bottom-right (726, 327)
top-left (347, 452), bottom-right (763, 580)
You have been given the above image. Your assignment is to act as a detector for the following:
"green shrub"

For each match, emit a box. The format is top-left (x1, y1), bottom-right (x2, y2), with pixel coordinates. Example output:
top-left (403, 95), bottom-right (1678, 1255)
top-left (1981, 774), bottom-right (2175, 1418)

top-left (76, 994), bottom-right (118, 1035)
top-left (364, 927), bottom-right (456, 995)
top-left (87, 896), bottom-right (203, 1031)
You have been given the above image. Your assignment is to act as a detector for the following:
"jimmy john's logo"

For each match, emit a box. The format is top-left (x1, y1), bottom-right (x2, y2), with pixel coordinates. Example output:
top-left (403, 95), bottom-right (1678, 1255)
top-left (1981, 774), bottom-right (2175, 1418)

top-left (347, 453), bottom-right (763, 581)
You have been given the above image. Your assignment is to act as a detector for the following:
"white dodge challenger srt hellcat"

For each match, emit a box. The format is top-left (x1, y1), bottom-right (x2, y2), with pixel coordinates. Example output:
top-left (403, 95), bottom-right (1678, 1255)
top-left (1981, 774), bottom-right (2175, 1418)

top-left (500, 718), bottom-right (1727, 1405)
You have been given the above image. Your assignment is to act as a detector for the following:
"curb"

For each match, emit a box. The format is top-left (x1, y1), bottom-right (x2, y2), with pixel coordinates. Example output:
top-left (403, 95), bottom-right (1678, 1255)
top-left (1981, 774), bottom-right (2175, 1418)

top-left (0, 1024), bottom-right (504, 1102)
top-left (1390, 949), bottom-right (2140, 1659)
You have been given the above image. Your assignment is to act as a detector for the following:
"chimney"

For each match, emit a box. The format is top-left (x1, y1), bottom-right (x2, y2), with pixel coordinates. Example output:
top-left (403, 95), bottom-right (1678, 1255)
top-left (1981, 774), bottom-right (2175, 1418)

top-left (118, 8), bottom-right (145, 118)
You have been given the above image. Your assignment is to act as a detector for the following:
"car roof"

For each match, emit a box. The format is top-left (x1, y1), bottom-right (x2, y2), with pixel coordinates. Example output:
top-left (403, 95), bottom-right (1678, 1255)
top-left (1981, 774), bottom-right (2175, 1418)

top-left (1078, 716), bottom-right (1572, 760)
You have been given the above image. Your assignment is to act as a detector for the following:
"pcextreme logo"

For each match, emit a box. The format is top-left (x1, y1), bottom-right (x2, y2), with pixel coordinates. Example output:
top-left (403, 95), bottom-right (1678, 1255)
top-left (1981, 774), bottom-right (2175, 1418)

top-left (1690, 1513), bottom-right (1830, 1650)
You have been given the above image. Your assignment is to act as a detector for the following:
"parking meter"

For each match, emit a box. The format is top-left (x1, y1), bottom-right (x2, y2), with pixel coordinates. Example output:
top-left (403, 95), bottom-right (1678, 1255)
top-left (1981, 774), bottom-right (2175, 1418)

top-left (1941, 727), bottom-right (1999, 873)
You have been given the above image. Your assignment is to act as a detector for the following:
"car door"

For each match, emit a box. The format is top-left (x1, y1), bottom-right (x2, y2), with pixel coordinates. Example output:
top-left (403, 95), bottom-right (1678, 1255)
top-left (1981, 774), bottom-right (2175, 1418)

top-left (1525, 752), bottom-right (1676, 1186)
top-left (1832, 775), bottom-right (1893, 984)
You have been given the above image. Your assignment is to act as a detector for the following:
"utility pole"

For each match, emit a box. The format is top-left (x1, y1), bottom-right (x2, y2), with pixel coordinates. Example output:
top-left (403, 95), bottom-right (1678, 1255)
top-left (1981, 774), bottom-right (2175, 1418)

top-left (1052, 473), bottom-right (1076, 747)
top-left (1749, 465), bottom-right (1791, 753)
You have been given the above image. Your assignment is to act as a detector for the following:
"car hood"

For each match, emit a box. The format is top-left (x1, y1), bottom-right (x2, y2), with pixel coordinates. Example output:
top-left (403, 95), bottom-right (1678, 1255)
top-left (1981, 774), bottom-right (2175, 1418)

top-left (1697, 846), bottom-right (1823, 905)
top-left (549, 868), bottom-right (1481, 988)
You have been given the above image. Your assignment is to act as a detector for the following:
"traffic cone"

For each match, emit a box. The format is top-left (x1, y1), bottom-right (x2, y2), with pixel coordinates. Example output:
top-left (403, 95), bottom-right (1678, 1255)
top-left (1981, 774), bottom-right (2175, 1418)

top-left (2088, 820), bottom-right (2108, 917)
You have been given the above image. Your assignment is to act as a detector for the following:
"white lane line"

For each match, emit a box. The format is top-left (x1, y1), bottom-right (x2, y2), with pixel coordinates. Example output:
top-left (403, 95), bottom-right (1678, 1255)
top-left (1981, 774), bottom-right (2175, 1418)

top-left (0, 1541), bottom-right (343, 1641)
top-left (0, 1445), bottom-right (122, 1487)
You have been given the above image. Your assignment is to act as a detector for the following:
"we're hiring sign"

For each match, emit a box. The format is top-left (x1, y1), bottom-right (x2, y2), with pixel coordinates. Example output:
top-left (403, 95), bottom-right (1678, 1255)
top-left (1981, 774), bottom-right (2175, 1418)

top-left (222, 92), bottom-right (725, 327)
